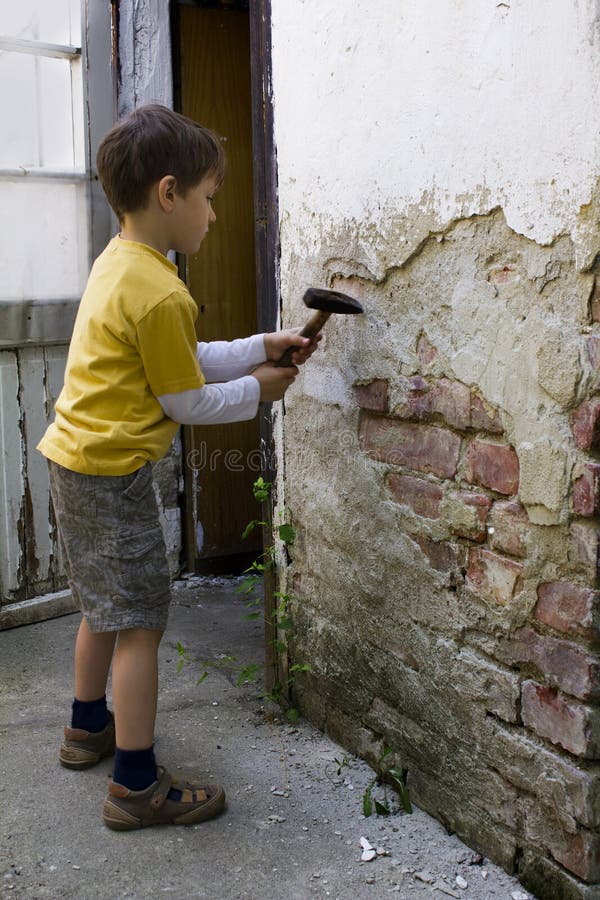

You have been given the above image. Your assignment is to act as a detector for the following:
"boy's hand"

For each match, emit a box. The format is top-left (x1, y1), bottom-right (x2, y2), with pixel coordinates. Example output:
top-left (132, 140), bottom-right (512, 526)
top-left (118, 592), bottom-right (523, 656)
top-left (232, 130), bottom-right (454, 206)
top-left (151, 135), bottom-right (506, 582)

top-left (264, 329), bottom-right (322, 366)
top-left (251, 362), bottom-right (299, 402)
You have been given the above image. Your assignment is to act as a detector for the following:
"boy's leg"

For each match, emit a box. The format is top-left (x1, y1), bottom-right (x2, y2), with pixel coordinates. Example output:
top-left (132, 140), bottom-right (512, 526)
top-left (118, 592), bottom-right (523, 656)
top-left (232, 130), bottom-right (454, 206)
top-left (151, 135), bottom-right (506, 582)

top-left (74, 617), bottom-right (117, 701)
top-left (112, 627), bottom-right (162, 751)
top-left (110, 627), bottom-right (162, 792)
top-left (103, 626), bottom-right (226, 829)
top-left (60, 618), bottom-right (117, 768)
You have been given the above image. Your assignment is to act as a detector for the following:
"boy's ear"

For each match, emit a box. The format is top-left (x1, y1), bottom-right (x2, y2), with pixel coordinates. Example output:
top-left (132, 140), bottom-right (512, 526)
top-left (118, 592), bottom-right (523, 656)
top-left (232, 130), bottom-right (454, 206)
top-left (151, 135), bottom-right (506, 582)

top-left (158, 175), bottom-right (178, 212)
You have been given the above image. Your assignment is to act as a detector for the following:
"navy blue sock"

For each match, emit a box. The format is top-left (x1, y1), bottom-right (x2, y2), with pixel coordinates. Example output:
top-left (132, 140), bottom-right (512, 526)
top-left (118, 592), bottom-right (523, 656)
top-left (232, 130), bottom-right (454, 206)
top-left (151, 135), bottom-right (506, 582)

top-left (71, 696), bottom-right (109, 733)
top-left (113, 746), bottom-right (157, 791)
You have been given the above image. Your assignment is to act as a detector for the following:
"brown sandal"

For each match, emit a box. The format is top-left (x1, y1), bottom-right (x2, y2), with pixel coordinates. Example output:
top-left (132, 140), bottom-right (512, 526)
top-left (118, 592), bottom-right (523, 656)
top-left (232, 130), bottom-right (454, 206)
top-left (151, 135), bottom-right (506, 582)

top-left (102, 766), bottom-right (226, 831)
top-left (59, 712), bottom-right (116, 769)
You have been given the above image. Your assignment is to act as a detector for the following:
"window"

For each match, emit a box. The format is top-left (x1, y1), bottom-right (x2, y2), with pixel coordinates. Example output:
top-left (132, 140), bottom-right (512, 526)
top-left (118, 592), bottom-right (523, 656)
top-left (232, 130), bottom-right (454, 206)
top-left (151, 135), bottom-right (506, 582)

top-left (0, 0), bottom-right (113, 345)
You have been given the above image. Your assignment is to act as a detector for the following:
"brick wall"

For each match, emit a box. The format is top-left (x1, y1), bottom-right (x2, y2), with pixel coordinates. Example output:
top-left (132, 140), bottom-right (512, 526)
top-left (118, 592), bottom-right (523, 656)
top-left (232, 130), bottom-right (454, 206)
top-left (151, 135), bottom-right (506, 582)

top-left (282, 215), bottom-right (600, 899)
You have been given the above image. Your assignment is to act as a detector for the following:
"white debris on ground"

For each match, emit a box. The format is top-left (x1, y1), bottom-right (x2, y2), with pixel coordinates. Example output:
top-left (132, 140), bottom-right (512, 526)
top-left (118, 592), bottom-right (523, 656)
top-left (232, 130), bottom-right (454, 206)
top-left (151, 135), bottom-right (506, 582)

top-left (170, 579), bottom-right (539, 900)
top-left (246, 709), bottom-right (538, 899)
top-left (0, 578), bottom-right (539, 899)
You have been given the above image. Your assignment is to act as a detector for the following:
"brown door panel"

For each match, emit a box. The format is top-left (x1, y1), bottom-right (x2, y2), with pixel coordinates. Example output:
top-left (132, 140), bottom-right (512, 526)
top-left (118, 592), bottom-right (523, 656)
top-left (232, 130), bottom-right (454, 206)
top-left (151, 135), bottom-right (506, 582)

top-left (178, 6), bottom-right (261, 570)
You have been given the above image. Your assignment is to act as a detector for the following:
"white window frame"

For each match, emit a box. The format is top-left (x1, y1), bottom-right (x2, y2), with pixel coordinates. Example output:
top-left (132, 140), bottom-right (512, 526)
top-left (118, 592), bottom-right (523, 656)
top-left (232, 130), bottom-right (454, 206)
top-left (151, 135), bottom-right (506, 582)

top-left (0, 0), bottom-right (114, 349)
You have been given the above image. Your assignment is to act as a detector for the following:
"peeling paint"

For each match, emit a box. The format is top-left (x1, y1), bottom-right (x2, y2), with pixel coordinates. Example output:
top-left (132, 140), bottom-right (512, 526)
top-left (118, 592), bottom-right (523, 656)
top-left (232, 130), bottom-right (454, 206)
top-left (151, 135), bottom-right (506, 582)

top-left (270, 5), bottom-right (598, 874)
top-left (272, 2), bottom-right (600, 271)
top-left (118, 0), bottom-right (173, 116)
top-left (294, 209), bottom-right (590, 524)
top-left (0, 346), bottom-right (69, 606)
top-left (14, 350), bottom-right (36, 596)
top-left (276, 187), bottom-right (600, 890)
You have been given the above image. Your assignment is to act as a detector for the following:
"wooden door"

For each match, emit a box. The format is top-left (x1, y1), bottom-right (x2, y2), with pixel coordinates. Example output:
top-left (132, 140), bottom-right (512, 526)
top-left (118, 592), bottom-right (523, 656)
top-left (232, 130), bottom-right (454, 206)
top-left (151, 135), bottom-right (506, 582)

top-left (177, 4), bottom-right (262, 572)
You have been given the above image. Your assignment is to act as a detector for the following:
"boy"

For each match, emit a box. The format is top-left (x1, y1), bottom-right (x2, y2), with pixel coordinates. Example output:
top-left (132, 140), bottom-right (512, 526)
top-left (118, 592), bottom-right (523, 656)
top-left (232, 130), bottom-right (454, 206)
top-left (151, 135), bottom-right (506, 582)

top-left (37, 104), bottom-right (317, 831)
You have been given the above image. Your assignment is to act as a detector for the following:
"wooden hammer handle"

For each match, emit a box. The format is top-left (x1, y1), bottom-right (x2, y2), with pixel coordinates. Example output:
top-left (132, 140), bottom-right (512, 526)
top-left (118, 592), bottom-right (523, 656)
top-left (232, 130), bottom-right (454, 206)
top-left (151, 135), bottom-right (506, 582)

top-left (275, 310), bottom-right (331, 367)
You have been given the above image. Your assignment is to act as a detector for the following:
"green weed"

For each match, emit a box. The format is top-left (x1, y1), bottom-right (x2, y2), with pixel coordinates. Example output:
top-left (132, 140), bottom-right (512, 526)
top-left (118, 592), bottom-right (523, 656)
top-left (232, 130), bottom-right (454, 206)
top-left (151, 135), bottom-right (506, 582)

top-left (362, 745), bottom-right (412, 817)
top-left (177, 476), bottom-right (309, 724)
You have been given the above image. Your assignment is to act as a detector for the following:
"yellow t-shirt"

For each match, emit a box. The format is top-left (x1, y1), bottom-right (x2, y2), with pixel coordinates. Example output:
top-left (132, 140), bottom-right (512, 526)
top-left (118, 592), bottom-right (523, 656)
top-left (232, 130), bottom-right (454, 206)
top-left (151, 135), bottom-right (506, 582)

top-left (38, 236), bottom-right (205, 475)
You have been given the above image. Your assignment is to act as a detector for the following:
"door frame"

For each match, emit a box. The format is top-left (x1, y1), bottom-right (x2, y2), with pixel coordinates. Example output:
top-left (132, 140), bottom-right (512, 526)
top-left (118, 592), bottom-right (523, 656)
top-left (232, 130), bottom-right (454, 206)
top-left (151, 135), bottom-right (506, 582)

top-left (171, 0), bottom-right (282, 691)
top-left (248, 0), bottom-right (281, 695)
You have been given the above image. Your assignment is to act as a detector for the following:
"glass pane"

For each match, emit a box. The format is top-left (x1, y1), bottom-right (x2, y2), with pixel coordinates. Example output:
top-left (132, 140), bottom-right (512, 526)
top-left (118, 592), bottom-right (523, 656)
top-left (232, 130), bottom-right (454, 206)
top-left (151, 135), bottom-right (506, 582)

top-left (0, 52), bottom-right (77, 168)
top-left (0, 0), bottom-right (81, 47)
top-left (0, 180), bottom-right (89, 300)
top-left (39, 56), bottom-right (77, 168)
top-left (0, 52), bottom-right (38, 167)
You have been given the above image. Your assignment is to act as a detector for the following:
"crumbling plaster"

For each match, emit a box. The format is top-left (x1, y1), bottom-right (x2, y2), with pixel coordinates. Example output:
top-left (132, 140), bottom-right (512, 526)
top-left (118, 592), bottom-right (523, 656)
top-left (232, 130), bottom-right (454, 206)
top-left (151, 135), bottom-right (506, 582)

top-left (270, 3), bottom-right (600, 893)
top-left (271, 0), bottom-right (600, 527)
top-left (272, 0), bottom-right (600, 273)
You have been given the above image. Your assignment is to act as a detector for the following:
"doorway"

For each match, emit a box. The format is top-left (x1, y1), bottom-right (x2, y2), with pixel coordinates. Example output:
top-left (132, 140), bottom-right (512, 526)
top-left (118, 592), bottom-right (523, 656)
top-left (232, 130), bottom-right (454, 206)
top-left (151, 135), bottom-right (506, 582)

top-left (172, 0), bottom-right (277, 575)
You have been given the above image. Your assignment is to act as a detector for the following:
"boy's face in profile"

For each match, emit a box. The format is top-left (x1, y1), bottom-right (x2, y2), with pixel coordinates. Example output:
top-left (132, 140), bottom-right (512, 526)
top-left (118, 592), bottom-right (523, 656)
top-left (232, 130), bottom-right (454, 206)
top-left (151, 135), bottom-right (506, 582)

top-left (169, 172), bottom-right (219, 255)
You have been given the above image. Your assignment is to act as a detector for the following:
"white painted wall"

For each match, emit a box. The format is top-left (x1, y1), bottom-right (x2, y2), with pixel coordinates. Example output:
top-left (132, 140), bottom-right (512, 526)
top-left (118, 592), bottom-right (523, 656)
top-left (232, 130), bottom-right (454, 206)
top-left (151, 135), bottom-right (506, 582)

top-left (271, 0), bottom-right (600, 272)
top-left (268, 8), bottom-right (600, 882)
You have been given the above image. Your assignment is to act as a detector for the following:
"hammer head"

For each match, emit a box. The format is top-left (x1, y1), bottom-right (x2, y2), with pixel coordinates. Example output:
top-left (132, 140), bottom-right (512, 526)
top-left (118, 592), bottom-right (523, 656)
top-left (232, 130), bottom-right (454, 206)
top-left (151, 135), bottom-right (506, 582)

top-left (304, 287), bottom-right (364, 315)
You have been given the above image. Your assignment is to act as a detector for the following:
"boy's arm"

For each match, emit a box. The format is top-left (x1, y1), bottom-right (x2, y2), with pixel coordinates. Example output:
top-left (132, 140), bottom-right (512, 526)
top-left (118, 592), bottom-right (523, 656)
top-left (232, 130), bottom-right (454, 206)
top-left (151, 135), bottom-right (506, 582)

top-left (195, 334), bottom-right (266, 382)
top-left (158, 377), bottom-right (260, 425)
top-left (159, 361), bottom-right (299, 426)
top-left (137, 294), bottom-right (298, 425)
top-left (196, 330), bottom-right (319, 380)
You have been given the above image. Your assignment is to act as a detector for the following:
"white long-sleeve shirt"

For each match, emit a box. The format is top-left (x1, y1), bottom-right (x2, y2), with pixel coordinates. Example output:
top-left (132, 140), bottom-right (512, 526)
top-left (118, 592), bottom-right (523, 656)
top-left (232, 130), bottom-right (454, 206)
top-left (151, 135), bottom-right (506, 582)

top-left (157, 333), bottom-right (266, 425)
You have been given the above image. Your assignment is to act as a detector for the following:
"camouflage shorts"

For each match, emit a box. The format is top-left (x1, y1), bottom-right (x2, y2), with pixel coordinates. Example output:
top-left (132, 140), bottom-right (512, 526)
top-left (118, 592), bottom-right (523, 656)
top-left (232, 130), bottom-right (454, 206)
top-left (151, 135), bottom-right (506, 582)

top-left (48, 461), bottom-right (171, 634)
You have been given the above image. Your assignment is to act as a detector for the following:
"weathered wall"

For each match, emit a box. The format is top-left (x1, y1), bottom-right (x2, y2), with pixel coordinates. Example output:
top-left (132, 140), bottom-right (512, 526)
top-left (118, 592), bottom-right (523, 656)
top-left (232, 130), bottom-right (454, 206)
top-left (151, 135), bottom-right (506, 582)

top-left (0, 347), bottom-right (70, 610)
top-left (0, 3), bottom-right (113, 626)
top-left (117, 0), bottom-right (181, 575)
top-left (117, 0), bottom-right (173, 118)
top-left (271, 2), bottom-right (600, 897)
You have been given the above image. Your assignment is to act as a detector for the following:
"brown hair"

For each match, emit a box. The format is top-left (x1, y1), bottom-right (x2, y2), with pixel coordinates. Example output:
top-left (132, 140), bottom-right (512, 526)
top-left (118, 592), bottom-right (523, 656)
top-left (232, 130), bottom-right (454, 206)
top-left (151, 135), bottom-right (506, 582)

top-left (96, 104), bottom-right (226, 221)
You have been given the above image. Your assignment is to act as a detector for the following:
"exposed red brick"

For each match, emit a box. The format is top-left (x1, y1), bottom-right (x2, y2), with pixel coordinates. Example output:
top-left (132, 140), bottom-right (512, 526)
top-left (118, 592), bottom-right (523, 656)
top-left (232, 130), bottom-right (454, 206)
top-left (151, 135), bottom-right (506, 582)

top-left (573, 463), bottom-right (600, 517)
top-left (417, 333), bottom-right (438, 367)
top-left (466, 548), bottom-right (524, 605)
top-left (464, 439), bottom-right (520, 496)
top-left (510, 627), bottom-right (600, 701)
top-left (524, 798), bottom-right (600, 879)
top-left (489, 501), bottom-right (528, 558)
top-left (414, 536), bottom-right (467, 573)
top-left (521, 680), bottom-right (600, 758)
top-left (449, 491), bottom-right (491, 542)
top-left (393, 374), bottom-right (503, 435)
top-left (571, 398), bottom-right (600, 451)
top-left (394, 376), bottom-right (471, 430)
top-left (469, 392), bottom-right (504, 434)
top-left (358, 412), bottom-right (461, 479)
top-left (386, 473), bottom-right (443, 519)
top-left (536, 581), bottom-right (600, 641)
top-left (590, 277), bottom-right (600, 323)
top-left (353, 379), bottom-right (389, 412)
top-left (551, 827), bottom-right (600, 882)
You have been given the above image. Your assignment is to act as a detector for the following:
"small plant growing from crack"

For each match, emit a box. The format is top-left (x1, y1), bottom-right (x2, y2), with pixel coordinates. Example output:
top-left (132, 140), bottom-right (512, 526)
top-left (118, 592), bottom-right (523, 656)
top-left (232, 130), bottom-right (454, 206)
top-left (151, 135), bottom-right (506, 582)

top-left (324, 752), bottom-right (352, 785)
top-left (363, 745), bottom-right (412, 817)
top-left (176, 476), bottom-right (310, 722)
top-left (236, 476), bottom-right (311, 721)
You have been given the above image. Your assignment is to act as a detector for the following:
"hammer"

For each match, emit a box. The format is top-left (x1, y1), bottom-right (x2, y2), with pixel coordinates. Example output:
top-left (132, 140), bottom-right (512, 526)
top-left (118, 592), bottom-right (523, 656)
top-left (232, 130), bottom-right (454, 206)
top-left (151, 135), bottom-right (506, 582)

top-left (275, 288), bottom-right (364, 367)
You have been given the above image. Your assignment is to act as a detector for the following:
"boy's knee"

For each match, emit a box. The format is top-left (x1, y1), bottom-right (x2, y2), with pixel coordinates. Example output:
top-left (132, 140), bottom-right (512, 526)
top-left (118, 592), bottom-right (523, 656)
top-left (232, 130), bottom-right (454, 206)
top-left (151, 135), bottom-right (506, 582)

top-left (117, 627), bottom-right (164, 648)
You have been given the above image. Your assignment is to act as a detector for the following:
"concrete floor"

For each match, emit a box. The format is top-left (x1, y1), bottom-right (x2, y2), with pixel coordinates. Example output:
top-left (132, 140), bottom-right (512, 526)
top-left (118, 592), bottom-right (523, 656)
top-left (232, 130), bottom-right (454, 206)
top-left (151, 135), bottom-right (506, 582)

top-left (0, 576), bottom-right (535, 900)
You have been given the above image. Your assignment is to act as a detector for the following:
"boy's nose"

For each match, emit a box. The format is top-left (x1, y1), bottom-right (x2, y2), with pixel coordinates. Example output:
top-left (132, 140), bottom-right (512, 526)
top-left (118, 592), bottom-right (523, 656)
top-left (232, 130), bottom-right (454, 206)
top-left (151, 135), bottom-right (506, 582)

top-left (209, 207), bottom-right (217, 223)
